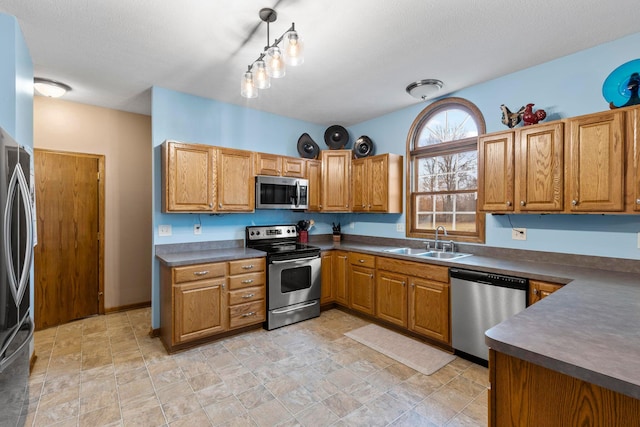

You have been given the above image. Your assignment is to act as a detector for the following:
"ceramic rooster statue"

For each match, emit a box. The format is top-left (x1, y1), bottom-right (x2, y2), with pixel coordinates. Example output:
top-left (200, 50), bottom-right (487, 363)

top-left (522, 103), bottom-right (547, 126)
top-left (500, 104), bottom-right (525, 128)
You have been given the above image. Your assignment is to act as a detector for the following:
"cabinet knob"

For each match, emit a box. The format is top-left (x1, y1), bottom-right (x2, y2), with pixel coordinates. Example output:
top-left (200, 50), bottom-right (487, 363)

top-left (402, 282), bottom-right (406, 287)
top-left (209, 203), bottom-right (213, 208)
top-left (219, 203), bottom-right (222, 208)
top-left (359, 259), bottom-right (365, 263)
top-left (506, 201), bottom-right (512, 207)
top-left (636, 199), bottom-right (640, 204)
top-left (369, 274), bottom-right (373, 278)
top-left (571, 199), bottom-right (578, 206)
top-left (533, 288), bottom-right (539, 295)
top-left (520, 200), bottom-right (526, 206)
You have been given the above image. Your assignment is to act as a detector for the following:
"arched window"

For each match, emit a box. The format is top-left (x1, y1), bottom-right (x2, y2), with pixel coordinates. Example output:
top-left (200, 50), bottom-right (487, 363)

top-left (406, 97), bottom-right (486, 243)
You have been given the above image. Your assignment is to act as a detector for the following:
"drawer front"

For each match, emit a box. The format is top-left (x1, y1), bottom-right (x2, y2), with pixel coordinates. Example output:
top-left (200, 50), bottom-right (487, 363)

top-left (229, 272), bottom-right (266, 290)
top-left (174, 262), bottom-right (226, 284)
top-left (377, 257), bottom-right (449, 283)
top-left (229, 285), bottom-right (265, 305)
top-left (228, 258), bottom-right (265, 275)
top-left (229, 300), bottom-right (265, 329)
top-left (348, 252), bottom-right (376, 268)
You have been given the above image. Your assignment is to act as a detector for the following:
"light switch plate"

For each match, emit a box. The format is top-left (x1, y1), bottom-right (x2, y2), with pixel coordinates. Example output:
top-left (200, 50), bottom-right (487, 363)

top-left (158, 224), bottom-right (172, 236)
top-left (512, 228), bottom-right (526, 240)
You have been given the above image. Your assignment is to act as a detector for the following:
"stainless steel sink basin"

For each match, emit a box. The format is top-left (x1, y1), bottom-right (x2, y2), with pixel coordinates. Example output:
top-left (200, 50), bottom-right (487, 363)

top-left (383, 247), bottom-right (428, 255)
top-left (414, 251), bottom-right (472, 260)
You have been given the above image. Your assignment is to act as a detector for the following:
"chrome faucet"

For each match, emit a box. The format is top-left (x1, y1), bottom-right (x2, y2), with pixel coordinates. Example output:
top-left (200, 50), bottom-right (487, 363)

top-left (434, 225), bottom-right (447, 251)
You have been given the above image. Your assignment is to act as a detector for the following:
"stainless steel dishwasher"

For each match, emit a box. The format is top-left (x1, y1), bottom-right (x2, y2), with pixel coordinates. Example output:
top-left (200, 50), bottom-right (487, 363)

top-left (450, 268), bottom-right (528, 364)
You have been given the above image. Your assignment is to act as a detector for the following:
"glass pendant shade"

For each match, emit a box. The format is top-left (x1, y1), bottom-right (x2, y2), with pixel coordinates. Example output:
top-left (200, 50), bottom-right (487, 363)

top-left (266, 46), bottom-right (286, 78)
top-left (283, 31), bottom-right (304, 66)
top-left (240, 71), bottom-right (258, 98)
top-left (253, 60), bottom-right (271, 89)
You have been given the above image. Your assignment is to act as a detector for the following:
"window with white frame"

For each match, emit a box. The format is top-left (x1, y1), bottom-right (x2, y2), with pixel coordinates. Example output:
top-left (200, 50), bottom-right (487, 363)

top-left (406, 98), bottom-right (486, 243)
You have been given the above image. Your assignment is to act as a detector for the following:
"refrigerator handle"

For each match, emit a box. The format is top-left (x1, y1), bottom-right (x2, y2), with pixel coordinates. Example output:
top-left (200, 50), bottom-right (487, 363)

top-left (0, 315), bottom-right (34, 373)
top-left (16, 164), bottom-right (33, 305)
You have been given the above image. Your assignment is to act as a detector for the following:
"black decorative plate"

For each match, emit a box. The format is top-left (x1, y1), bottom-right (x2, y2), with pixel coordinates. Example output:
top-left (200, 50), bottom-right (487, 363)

top-left (324, 125), bottom-right (349, 149)
top-left (297, 133), bottom-right (319, 159)
top-left (602, 59), bottom-right (640, 108)
top-left (353, 135), bottom-right (374, 158)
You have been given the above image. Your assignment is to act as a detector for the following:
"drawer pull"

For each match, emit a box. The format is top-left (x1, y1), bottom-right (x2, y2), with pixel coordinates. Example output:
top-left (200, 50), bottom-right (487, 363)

top-left (242, 293), bottom-right (255, 299)
top-left (241, 312), bottom-right (256, 318)
top-left (193, 271), bottom-right (209, 276)
top-left (359, 259), bottom-right (365, 263)
top-left (241, 265), bottom-right (254, 270)
top-left (241, 279), bottom-right (254, 284)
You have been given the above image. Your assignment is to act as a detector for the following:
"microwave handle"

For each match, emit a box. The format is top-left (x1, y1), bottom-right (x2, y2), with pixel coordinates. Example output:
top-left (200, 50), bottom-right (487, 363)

top-left (295, 181), bottom-right (300, 208)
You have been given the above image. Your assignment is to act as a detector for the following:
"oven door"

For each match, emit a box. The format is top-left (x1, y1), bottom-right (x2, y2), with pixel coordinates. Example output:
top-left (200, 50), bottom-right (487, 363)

top-left (268, 254), bottom-right (321, 310)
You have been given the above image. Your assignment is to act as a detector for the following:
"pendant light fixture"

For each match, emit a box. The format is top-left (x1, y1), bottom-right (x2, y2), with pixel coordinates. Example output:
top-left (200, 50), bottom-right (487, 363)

top-left (240, 8), bottom-right (304, 99)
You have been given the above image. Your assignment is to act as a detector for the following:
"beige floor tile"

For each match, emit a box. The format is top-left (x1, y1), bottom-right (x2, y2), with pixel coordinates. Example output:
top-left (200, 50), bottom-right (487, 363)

top-left (248, 398), bottom-right (293, 427)
top-left (236, 385), bottom-right (276, 410)
top-left (296, 401), bottom-right (339, 427)
top-left (322, 390), bottom-right (363, 418)
top-left (167, 408), bottom-right (213, 427)
top-left (78, 403), bottom-right (121, 426)
top-left (203, 395), bottom-right (247, 425)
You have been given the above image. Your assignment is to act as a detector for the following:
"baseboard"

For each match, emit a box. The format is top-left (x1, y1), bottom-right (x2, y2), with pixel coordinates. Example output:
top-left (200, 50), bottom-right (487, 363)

top-left (150, 327), bottom-right (161, 338)
top-left (105, 301), bottom-right (151, 314)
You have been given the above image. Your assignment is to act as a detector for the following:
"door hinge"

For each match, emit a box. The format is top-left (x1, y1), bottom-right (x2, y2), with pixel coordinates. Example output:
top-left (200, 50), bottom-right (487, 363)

top-left (97, 171), bottom-right (101, 181)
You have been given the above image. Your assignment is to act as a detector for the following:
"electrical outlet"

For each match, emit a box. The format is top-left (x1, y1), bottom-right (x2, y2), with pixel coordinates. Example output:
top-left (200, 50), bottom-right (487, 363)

top-left (158, 224), bottom-right (172, 236)
top-left (396, 223), bottom-right (405, 232)
top-left (512, 228), bottom-right (526, 241)
top-left (350, 222), bottom-right (355, 229)
top-left (194, 224), bottom-right (202, 235)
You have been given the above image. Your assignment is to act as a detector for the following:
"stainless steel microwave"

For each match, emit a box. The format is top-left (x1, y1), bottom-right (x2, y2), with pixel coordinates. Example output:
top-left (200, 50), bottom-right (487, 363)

top-left (255, 175), bottom-right (309, 209)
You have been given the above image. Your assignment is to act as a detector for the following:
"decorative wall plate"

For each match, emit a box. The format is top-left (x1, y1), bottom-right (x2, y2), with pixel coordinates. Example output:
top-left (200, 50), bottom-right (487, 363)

top-left (602, 59), bottom-right (640, 108)
top-left (324, 125), bottom-right (349, 149)
top-left (297, 133), bottom-right (319, 159)
top-left (353, 136), bottom-right (374, 158)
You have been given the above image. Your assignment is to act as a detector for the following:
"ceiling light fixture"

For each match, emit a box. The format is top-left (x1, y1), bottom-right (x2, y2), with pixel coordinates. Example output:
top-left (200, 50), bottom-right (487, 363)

top-left (240, 8), bottom-right (304, 99)
top-left (406, 79), bottom-right (443, 101)
top-left (33, 77), bottom-right (72, 98)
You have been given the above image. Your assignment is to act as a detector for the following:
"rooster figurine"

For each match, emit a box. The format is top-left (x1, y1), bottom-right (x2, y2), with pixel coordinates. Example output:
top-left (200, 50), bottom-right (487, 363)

top-left (522, 103), bottom-right (547, 126)
top-left (500, 104), bottom-right (525, 128)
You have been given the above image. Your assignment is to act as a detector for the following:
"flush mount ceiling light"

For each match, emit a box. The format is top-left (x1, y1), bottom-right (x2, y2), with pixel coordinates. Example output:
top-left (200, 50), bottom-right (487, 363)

top-left (240, 8), bottom-right (304, 99)
top-left (33, 77), bottom-right (72, 98)
top-left (406, 79), bottom-right (443, 101)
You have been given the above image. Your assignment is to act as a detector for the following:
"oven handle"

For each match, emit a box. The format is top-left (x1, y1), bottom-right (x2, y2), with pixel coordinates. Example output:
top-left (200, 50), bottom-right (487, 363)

top-left (271, 255), bottom-right (319, 264)
top-left (272, 300), bottom-right (318, 314)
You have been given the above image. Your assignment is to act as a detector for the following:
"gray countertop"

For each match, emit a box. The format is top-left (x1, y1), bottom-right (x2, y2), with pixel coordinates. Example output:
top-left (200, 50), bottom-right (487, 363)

top-left (156, 239), bottom-right (640, 400)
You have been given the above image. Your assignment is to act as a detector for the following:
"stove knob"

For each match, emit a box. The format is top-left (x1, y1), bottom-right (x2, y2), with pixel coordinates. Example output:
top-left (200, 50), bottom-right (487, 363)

top-left (250, 231), bottom-right (254, 236)
top-left (256, 231), bottom-right (260, 235)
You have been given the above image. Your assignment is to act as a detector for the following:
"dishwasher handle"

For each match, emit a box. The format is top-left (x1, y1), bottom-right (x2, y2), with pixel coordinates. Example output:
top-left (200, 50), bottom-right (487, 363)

top-left (449, 268), bottom-right (528, 291)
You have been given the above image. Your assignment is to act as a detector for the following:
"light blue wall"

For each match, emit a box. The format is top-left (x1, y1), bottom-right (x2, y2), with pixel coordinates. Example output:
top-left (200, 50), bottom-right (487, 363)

top-left (344, 31), bottom-right (640, 260)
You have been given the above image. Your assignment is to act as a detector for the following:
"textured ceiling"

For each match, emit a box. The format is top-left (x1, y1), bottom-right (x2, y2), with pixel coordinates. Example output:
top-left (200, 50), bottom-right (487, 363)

top-left (1, 0), bottom-right (639, 126)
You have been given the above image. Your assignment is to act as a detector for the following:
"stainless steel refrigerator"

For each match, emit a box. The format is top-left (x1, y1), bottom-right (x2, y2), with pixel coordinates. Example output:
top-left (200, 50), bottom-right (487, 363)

top-left (0, 127), bottom-right (34, 426)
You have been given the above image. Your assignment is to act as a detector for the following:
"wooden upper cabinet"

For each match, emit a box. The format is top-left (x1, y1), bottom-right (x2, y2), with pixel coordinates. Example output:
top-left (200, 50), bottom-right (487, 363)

top-left (321, 150), bottom-right (351, 211)
top-left (352, 154), bottom-right (403, 213)
top-left (478, 131), bottom-right (515, 212)
top-left (516, 122), bottom-right (564, 212)
top-left (566, 110), bottom-right (625, 212)
top-left (306, 159), bottom-right (322, 211)
top-left (626, 107), bottom-right (640, 212)
top-left (163, 141), bottom-right (215, 212)
top-left (216, 147), bottom-right (254, 212)
top-left (255, 153), bottom-right (306, 178)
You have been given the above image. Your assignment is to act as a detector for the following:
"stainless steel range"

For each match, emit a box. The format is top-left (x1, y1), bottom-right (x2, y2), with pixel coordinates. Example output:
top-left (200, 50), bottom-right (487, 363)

top-left (246, 225), bottom-right (321, 330)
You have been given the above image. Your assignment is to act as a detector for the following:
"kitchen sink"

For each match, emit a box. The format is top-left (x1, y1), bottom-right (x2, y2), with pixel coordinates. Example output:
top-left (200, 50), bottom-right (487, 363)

top-left (383, 247), bottom-right (428, 255)
top-left (414, 251), bottom-right (472, 260)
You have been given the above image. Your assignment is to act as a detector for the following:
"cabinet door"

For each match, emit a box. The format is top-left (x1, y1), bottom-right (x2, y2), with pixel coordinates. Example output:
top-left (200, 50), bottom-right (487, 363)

top-left (369, 154), bottom-right (394, 213)
top-left (163, 141), bottom-right (215, 212)
top-left (626, 107), bottom-right (640, 212)
top-left (282, 157), bottom-right (306, 178)
top-left (333, 251), bottom-right (349, 306)
top-left (321, 150), bottom-right (351, 211)
top-left (320, 252), bottom-right (334, 304)
top-left (174, 278), bottom-right (226, 343)
top-left (306, 160), bottom-right (322, 211)
top-left (351, 158), bottom-right (368, 212)
top-left (529, 280), bottom-right (563, 305)
top-left (478, 131), bottom-right (515, 212)
top-left (566, 110), bottom-right (624, 212)
top-left (376, 271), bottom-right (407, 327)
top-left (216, 148), bottom-right (255, 212)
top-left (516, 123), bottom-right (564, 212)
top-left (255, 152), bottom-right (281, 176)
top-left (349, 265), bottom-right (375, 315)
top-left (409, 277), bottom-right (449, 344)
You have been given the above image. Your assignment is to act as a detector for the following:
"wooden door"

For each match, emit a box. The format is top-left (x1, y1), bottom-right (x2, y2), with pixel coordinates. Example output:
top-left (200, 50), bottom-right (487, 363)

top-left (349, 266), bottom-right (375, 315)
top-left (351, 158), bottom-right (367, 211)
top-left (409, 277), bottom-right (450, 344)
top-left (320, 252), bottom-right (334, 304)
top-left (33, 150), bottom-right (104, 330)
top-left (282, 157), bottom-right (305, 178)
top-left (306, 160), bottom-right (322, 211)
top-left (368, 155), bottom-right (389, 212)
top-left (321, 150), bottom-right (351, 211)
top-left (376, 271), bottom-right (407, 327)
top-left (333, 251), bottom-right (349, 305)
top-left (216, 148), bottom-right (254, 212)
top-left (566, 110), bottom-right (624, 212)
top-left (174, 278), bottom-right (226, 343)
top-left (478, 131), bottom-right (515, 212)
top-left (163, 141), bottom-right (215, 212)
top-left (516, 123), bottom-right (564, 212)
top-left (254, 152), bottom-right (281, 176)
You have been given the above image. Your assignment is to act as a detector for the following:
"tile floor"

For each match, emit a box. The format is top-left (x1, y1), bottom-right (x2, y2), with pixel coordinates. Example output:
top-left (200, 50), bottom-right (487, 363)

top-left (26, 308), bottom-right (488, 427)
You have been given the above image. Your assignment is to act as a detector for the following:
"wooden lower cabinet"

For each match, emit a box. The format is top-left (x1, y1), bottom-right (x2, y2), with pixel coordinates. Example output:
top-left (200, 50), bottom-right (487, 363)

top-left (529, 280), bottom-right (564, 305)
top-left (408, 277), bottom-right (450, 344)
top-left (490, 349), bottom-right (640, 427)
top-left (376, 271), bottom-right (407, 327)
top-left (160, 257), bottom-right (265, 352)
top-left (320, 251), bottom-right (334, 305)
top-left (333, 251), bottom-right (349, 305)
top-left (349, 265), bottom-right (376, 315)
